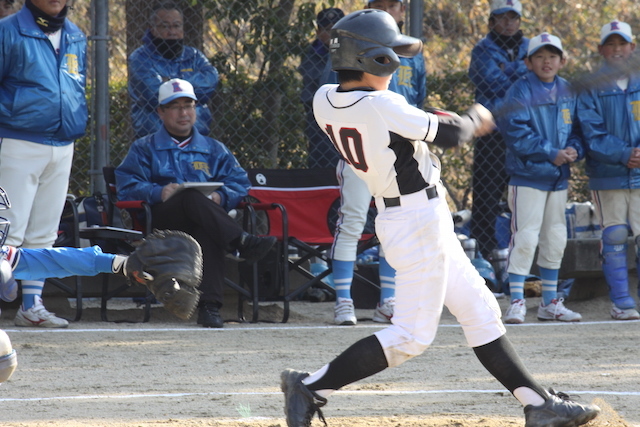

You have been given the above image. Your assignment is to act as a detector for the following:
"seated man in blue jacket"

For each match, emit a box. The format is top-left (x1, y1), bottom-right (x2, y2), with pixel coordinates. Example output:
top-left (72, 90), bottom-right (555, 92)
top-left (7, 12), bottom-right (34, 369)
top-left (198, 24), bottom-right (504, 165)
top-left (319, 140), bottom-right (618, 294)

top-left (128, 1), bottom-right (219, 138)
top-left (116, 78), bottom-right (276, 328)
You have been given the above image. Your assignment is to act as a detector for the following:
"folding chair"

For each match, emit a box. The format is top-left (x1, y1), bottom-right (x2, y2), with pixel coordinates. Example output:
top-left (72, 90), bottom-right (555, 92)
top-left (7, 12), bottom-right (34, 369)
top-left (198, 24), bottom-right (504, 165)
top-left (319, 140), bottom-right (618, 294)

top-left (237, 168), bottom-right (380, 323)
top-left (78, 166), bottom-right (152, 322)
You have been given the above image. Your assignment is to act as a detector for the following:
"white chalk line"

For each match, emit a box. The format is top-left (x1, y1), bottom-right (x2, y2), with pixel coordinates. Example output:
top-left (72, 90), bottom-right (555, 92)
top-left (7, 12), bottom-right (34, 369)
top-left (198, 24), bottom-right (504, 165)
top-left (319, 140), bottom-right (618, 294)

top-left (2, 318), bottom-right (638, 333)
top-left (1, 388), bottom-right (639, 403)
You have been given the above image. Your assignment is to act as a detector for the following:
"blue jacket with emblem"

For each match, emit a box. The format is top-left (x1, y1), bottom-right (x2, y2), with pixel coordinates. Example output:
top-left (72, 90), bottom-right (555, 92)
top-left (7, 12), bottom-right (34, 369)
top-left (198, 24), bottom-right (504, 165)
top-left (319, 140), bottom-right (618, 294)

top-left (577, 65), bottom-right (640, 190)
top-left (128, 31), bottom-right (219, 138)
top-left (115, 126), bottom-right (250, 212)
top-left (499, 71), bottom-right (584, 191)
top-left (469, 32), bottom-right (529, 113)
top-left (320, 53), bottom-right (427, 108)
top-left (0, 7), bottom-right (87, 145)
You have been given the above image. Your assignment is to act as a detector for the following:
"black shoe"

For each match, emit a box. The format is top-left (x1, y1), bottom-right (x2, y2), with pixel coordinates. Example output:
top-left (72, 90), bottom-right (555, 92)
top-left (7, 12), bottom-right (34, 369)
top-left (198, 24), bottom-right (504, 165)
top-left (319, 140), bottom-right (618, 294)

top-left (235, 232), bottom-right (277, 264)
top-left (197, 303), bottom-right (224, 328)
top-left (524, 389), bottom-right (600, 427)
top-left (280, 369), bottom-right (327, 427)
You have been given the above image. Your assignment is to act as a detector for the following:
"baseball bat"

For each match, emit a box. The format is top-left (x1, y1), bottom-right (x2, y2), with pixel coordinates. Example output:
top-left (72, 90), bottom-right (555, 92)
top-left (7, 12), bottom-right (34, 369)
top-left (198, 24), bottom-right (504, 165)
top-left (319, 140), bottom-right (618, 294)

top-left (489, 56), bottom-right (640, 121)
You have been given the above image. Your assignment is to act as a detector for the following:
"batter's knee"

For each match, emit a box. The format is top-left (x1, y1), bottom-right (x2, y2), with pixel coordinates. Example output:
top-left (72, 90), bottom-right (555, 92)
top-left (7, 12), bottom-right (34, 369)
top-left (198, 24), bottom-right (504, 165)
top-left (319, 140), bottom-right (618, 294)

top-left (375, 328), bottom-right (431, 368)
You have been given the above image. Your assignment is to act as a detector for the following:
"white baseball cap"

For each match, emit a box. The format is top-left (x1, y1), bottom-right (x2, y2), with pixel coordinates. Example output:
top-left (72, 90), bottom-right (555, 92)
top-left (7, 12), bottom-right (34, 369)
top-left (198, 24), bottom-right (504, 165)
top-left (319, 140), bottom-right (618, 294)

top-left (490, 0), bottom-right (522, 16)
top-left (600, 20), bottom-right (633, 45)
top-left (158, 78), bottom-right (197, 105)
top-left (528, 32), bottom-right (563, 56)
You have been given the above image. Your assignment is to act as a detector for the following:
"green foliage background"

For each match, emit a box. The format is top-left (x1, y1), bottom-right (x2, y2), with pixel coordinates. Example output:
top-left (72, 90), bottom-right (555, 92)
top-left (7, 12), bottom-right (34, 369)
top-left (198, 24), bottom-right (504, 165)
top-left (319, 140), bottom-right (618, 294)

top-left (69, 0), bottom-right (640, 209)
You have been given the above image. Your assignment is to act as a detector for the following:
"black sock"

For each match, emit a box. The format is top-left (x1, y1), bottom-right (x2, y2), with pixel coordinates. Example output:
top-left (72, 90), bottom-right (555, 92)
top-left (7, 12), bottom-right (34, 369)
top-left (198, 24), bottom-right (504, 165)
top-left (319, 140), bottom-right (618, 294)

top-left (473, 335), bottom-right (548, 399)
top-left (306, 335), bottom-right (388, 391)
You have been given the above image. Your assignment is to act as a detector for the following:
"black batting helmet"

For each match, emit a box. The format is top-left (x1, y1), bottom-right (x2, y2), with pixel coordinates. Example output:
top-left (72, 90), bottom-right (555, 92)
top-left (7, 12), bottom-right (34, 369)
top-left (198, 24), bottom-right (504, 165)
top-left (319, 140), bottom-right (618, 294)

top-left (329, 9), bottom-right (422, 77)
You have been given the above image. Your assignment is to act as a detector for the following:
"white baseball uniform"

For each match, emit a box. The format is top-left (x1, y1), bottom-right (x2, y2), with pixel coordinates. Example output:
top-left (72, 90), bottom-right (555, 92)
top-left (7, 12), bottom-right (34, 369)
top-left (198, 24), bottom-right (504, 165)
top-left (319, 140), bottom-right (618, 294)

top-left (314, 85), bottom-right (505, 367)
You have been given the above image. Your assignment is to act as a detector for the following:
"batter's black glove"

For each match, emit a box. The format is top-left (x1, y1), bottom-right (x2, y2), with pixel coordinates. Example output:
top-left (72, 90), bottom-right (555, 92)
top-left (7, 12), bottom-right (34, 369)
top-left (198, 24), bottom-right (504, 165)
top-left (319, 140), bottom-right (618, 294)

top-left (124, 230), bottom-right (203, 320)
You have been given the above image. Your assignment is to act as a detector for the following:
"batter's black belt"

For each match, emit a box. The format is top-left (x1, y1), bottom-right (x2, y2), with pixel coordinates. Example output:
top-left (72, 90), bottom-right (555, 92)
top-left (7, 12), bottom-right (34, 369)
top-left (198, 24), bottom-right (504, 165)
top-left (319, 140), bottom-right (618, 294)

top-left (383, 185), bottom-right (438, 208)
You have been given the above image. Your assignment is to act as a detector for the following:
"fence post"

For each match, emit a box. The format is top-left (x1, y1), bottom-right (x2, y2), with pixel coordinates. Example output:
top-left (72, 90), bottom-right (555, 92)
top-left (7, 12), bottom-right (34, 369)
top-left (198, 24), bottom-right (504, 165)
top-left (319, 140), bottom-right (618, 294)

top-left (90, 0), bottom-right (110, 194)
top-left (408, 0), bottom-right (424, 39)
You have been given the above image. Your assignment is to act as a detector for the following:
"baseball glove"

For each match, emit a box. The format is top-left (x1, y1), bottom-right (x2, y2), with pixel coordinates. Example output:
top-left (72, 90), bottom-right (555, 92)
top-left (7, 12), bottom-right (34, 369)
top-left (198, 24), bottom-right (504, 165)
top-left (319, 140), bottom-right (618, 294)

top-left (524, 278), bottom-right (542, 297)
top-left (125, 230), bottom-right (203, 320)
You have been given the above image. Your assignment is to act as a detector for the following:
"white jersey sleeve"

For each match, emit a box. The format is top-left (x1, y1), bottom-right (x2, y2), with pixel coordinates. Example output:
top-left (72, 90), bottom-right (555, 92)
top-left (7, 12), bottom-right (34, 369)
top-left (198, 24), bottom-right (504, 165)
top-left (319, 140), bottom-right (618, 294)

top-left (313, 85), bottom-right (441, 199)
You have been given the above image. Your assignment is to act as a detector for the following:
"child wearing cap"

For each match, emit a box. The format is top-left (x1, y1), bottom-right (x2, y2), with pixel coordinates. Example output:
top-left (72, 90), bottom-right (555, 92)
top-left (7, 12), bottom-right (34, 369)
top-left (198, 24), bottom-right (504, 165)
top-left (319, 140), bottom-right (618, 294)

top-left (498, 32), bottom-right (584, 324)
top-left (468, 0), bottom-right (529, 268)
top-left (577, 21), bottom-right (640, 320)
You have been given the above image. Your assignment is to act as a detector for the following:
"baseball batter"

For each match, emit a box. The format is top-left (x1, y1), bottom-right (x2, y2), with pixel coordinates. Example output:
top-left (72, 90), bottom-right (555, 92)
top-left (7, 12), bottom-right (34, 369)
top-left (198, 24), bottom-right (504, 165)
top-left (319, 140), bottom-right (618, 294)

top-left (280, 10), bottom-right (600, 427)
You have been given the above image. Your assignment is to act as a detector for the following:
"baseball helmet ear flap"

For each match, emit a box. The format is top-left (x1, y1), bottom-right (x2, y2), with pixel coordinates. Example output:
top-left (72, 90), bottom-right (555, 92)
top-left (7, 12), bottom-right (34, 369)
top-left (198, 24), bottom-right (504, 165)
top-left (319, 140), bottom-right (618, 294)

top-left (356, 45), bottom-right (401, 77)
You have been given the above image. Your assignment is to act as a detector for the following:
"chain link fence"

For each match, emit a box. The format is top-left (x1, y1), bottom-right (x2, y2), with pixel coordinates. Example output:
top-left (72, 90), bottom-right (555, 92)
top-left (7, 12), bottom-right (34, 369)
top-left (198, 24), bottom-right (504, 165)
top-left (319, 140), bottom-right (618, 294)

top-left (61, 0), bottom-right (640, 251)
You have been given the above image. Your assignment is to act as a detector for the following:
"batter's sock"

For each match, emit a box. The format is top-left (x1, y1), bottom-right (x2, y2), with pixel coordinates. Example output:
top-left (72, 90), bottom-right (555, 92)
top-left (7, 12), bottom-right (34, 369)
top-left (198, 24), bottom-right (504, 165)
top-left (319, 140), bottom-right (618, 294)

top-left (332, 259), bottom-right (354, 300)
top-left (539, 267), bottom-right (559, 306)
top-left (303, 335), bottom-right (388, 393)
top-left (508, 273), bottom-right (526, 301)
top-left (21, 280), bottom-right (45, 310)
top-left (378, 256), bottom-right (395, 302)
top-left (473, 335), bottom-right (548, 406)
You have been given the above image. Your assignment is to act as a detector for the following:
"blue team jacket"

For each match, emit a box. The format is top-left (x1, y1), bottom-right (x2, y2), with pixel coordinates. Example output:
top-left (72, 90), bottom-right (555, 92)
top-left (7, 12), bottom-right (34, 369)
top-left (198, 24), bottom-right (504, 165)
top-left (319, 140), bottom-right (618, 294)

top-left (0, 7), bottom-right (87, 145)
top-left (115, 126), bottom-right (250, 212)
top-left (469, 33), bottom-right (529, 113)
top-left (577, 66), bottom-right (640, 190)
top-left (499, 72), bottom-right (584, 191)
top-left (320, 53), bottom-right (427, 108)
top-left (128, 31), bottom-right (219, 138)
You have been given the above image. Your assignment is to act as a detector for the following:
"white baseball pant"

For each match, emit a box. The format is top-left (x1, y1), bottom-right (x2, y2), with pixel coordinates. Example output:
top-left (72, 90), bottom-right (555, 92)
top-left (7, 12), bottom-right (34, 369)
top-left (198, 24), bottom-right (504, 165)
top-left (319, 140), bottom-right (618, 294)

top-left (373, 184), bottom-right (505, 368)
top-left (0, 138), bottom-right (74, 248)
top-left (507, 185), bottom-right (568, 274)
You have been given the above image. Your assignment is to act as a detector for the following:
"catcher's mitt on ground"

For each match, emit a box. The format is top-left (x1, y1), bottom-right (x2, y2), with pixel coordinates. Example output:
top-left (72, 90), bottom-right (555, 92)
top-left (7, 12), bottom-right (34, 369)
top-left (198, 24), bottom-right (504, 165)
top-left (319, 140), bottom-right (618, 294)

top-left (125, 230), bottom-right (203, 320)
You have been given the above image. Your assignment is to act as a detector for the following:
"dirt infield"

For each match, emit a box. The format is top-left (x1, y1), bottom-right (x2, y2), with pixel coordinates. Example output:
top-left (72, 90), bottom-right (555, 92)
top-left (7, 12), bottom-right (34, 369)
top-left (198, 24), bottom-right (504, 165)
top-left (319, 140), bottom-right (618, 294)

top-left (1, 293), bottom-right (639, 427)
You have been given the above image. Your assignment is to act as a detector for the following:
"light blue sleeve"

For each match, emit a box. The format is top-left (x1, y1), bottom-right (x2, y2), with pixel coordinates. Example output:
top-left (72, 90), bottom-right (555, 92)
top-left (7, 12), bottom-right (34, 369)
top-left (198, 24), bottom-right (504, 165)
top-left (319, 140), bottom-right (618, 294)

top-left (14, 246), bottom-right (116, 281)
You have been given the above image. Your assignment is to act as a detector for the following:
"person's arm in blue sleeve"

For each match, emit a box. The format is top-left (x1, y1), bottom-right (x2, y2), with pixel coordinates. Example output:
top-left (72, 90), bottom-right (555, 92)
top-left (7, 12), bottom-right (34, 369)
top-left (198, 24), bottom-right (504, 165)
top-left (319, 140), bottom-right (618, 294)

top-left (210, 141), bottom-right (250, 211)
top-left (500, 83), bottom-right (559, 163)
top-left (577, 91), bottom-right (633, 165)
top-left (128, 51), bottom-right (164, 112)
top-left (567, 112), bottom-right (586, 161)
top-left (181, 49), bottom-right (219, 104)
top-left (14, 246), bottom-right (116, 280)
top-left (470, 45), bottom-right (524, 107)
top-left (115, 140), bottom-right (164, 205)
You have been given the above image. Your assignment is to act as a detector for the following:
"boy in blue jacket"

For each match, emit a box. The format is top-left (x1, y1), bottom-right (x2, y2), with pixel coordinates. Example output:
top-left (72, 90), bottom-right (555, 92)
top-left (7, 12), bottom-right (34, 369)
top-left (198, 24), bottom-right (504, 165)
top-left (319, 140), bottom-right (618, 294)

top-left (499, 33), bottom-right (584, 324)
top-left (577, 21), bottom-right (640, 321)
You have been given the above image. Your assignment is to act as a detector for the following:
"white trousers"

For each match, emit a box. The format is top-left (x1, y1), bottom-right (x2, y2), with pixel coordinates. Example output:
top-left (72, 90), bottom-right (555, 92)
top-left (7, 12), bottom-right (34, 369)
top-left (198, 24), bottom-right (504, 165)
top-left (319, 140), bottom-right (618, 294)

top-left (506, 185), bottom-right (567, 274)
top-left (0, 138), bottom-right (73, 248)
top-left (592, 189), bottom-right (640, 237)
top-left (373, 184), bottom-right (505, 368)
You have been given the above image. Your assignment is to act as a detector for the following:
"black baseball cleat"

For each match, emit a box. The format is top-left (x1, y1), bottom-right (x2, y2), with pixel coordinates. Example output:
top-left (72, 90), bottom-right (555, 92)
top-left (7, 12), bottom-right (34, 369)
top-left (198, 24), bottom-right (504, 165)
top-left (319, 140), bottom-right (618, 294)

top-left (235, 232), bottom-right (277, 264)
top-left (524, 389), bottom-right (600, 427)
top-left (280, 369), bottom-right (327, 427)
top-left (197, 302), bottom-right (224, 328)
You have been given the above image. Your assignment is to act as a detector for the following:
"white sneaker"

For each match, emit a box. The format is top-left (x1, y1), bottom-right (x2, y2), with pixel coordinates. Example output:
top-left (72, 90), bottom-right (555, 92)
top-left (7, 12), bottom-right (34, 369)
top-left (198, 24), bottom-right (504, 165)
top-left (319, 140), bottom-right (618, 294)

top-left (504, 299), bottom-right (526, 324)
top-left (537, 298), bottom-right (581, 322)
top-left (334, 298), bottom-right (357, 325)
top-left (610, 303), bottom-right (640, 320)
top-left (372, 297), bottom-right (395, 323)
top-left (14, 296), bottom-right (69, 328)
